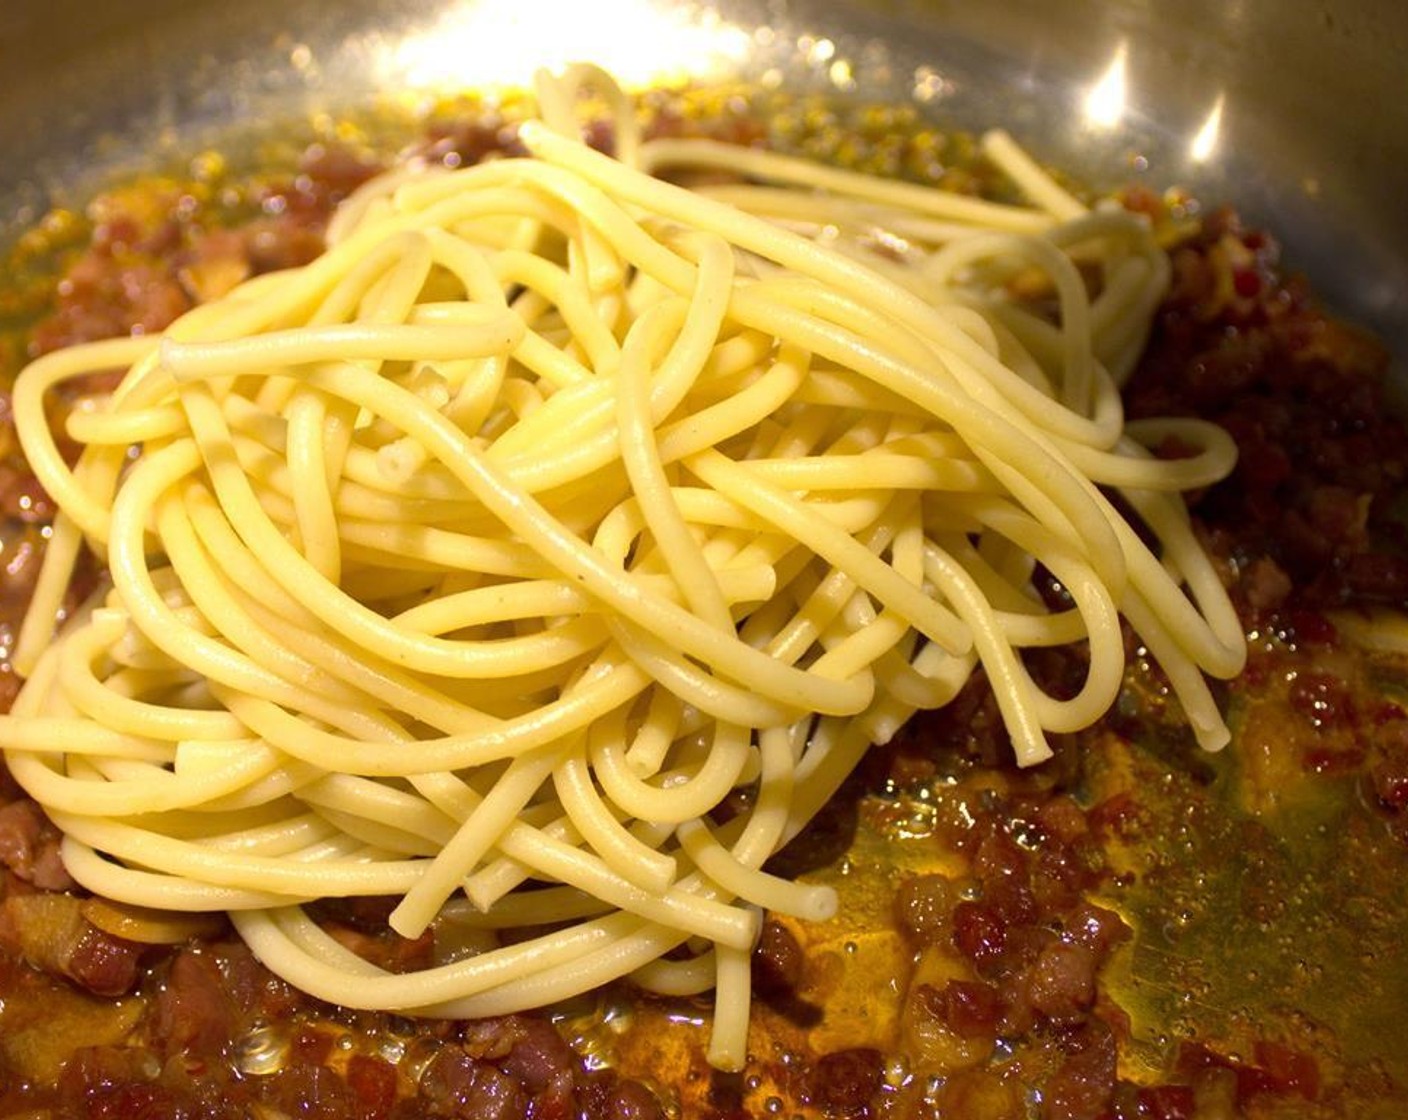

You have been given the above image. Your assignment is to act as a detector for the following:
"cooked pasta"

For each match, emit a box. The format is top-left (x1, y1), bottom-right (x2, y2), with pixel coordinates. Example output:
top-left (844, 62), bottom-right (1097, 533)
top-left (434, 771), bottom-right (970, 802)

top-left (0, 66), bottom-right (1245, 1070)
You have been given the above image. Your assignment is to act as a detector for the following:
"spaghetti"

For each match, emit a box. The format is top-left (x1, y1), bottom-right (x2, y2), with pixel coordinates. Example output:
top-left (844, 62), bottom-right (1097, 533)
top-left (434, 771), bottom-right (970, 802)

top-left (0, 66), bottom-right (1245, 1070)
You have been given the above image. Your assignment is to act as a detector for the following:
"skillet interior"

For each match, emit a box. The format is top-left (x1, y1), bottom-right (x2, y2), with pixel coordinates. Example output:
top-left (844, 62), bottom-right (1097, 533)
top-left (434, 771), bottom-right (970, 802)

top-left (1, 0), bottom-right (1408, 1109)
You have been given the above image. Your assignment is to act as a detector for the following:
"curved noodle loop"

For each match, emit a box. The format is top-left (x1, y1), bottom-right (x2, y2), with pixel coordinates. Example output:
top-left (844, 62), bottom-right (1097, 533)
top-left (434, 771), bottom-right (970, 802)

top-left (1, 69), bottom-right (1244, 1070)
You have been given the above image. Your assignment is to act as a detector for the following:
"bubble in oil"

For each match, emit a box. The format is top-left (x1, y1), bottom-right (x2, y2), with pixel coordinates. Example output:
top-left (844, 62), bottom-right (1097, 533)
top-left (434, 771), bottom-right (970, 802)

top-left (236, 1023), bottom-right (290, 1076)
top-left (378, 1036), bottom-right (407, 1064)
top-left (883, 1055), bottom-right (911, 1088)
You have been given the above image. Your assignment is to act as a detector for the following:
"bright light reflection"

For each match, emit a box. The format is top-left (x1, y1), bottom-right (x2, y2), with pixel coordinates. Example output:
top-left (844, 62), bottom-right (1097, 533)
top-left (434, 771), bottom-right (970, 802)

top-left (1083, 42), bottom-right (1128, 130)
top-left (1189, 94), bottom-right (1225, 164)
top-left (379, 0), bottom-right (753, 91)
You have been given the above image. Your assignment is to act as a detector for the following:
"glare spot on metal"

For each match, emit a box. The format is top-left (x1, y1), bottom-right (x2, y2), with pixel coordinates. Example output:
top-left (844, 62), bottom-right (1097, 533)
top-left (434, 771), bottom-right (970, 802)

top-left (1084, 41), bottom-right (1129, 130)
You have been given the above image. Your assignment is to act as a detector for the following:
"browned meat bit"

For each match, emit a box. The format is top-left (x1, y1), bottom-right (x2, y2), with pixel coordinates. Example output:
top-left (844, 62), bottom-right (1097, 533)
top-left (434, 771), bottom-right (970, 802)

top-left (1043, 1021), bottom-right (1118, 1120)
top-left (925, 978), bottom-right (1002, 1039)
top-left (24, 182), bottom-right (192, 358)
top-left (752, 917), bottom-right (806, 997)
top-left (807, 1047), bottom-right (883, 1116)
top-left (177, 226), bottom-right (251, 302)
top-left (57, 1045), bottom-right (215, 1120)
top-left (239, 143), bottom-right (382, 272)
top-left (904, 979), bottom-right (1001, 1070)
top-left (320, 914), bottom-right (436, 975)
top-left (1175, 1040), bottom-right (1321, 1112)
top-left (418, 1046), bottom-right (530, 1119)
top-left (0, 670), bottom-right (19, 721)
top-left (240, 214), bottom-right (329, 273)
top-left (296, 142), bottom-right (386, 201)
top-left (894, 873), bottom-right (955, 945)
top-left (0, 798), bottom-right (76, 890)
top-left (488, 1015), bottom-right (578, 1101)
top-left (1240, 554), bottom-right (1294, 612)
top-left (419, 116), bottom-right (526, 169)
top-left (1369, 715), bottom-right (1408, 821)
top-left (1025, 940), bottom-right (1098, 1022)
top-left (29, 249), bottom-right (192, 357)
top-left (0, 892), bottom-right (145, 996)
top-left (151, 949), bottom-right (240, 1058)
top-left (578, 1076), bottom-right (667, 1120)
top-left (932, 1068), bottom-right (1024, 1118)
top-left (347, 1053), bottom-right (400, 1118)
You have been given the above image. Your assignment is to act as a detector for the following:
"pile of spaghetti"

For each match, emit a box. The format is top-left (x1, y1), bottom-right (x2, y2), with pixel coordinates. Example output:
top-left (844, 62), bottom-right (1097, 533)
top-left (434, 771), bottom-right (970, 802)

top-left (0, 68), bottom-right (1244, 1068)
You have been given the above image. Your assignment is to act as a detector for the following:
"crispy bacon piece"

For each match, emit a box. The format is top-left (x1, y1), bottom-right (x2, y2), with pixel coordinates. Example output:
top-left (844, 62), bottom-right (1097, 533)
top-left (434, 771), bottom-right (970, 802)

top-left (0, 892), bottom-right (144, 996)
top-left (0, 798), bottom-right (76, 890)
